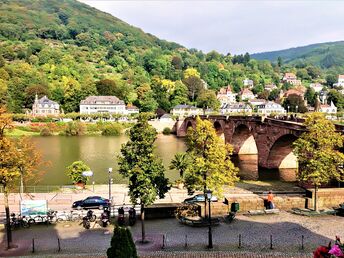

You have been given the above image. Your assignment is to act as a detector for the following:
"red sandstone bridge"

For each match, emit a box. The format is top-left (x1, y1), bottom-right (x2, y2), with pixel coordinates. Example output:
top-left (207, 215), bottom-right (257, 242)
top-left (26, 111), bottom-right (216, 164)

top-left (175, 115), bottom-right (344, 181)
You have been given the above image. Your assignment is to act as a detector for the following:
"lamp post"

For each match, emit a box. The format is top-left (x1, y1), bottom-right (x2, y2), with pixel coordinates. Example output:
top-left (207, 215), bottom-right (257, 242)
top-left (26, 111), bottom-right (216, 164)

top-left (108, 167), bottom-right (113, 217)
top-left (296, 105), bottom-right (298, 114)
top-left (205, 189), bottom-right (213, 249)
top-left (287, 106), bottom-right (290, 114)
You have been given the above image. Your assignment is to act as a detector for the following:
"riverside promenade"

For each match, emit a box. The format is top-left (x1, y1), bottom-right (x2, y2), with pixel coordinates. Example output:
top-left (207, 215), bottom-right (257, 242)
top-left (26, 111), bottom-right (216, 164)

top-left (0, 182), bottom-right (305, 216)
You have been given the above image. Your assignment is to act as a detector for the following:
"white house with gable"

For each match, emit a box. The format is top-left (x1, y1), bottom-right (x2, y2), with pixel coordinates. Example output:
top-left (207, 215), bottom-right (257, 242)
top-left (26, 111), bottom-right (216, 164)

top-left (32, 95), bottom-right (60, 116)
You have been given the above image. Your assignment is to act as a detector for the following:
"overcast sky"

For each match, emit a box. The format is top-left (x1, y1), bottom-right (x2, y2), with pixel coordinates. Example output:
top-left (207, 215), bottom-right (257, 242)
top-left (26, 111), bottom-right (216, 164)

top-left (80, 0), bottom-right (344, 54)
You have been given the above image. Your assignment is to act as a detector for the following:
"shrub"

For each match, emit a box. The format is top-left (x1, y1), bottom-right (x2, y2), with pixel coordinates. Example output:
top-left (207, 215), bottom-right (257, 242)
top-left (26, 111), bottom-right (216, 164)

top-left (101, 123), bottom-right (123, 136)
top-left (62, 121), bottom-right (86, 136)
top-left (162, 127), bottom-right (171, 135)
top-left (40, 127), bottom-right (52, 136)
top-left (175, 203), bottom-right (199, 219)
top-left (66, 160), bottom-right (90, 184)
top-left (107, 226), bottom-right (137, 258)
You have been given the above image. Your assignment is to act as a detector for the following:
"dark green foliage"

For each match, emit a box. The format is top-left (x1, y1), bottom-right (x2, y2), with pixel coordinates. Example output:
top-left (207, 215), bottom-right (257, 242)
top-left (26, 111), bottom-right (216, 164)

top-left (107, 226), bottom-right (137, 258)
top-left (304, 87), bottom-right (316, 107)
top-left (162, 127), bottom-right (171, 135)
top-left (327, 89), bottom-right (344, 111)
top-left (282, 94), bottom-right (308, 113)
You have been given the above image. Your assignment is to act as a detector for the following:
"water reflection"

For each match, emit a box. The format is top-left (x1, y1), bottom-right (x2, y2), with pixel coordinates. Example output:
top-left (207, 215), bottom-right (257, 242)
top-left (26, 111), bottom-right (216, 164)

top-left (32, 135), bottom-right (186, 185)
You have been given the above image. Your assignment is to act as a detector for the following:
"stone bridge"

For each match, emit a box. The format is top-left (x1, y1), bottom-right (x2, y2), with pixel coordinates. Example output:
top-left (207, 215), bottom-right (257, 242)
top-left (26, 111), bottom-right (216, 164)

top-left (176, 115), bottom-right (310, 181)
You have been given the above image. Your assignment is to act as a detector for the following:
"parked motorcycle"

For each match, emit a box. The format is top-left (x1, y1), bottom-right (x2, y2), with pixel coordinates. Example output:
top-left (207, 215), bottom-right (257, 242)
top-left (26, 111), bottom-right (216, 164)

top-left (10, 213), bottom-right (30, 229)
top-left (128, 207), bottom-right (136, 226)
top-left (28, 214), bottom-right (48, 225)
top-left (87, 210), bottom-right (96, 222)
top-left (47, 210), bottom-right (58, 224)
top-left (82, 216), bottom-right (90, 229)
top-left (100, 208), bottom-right (110, 227)
top-left (117, 207), bottom-right (125, 226)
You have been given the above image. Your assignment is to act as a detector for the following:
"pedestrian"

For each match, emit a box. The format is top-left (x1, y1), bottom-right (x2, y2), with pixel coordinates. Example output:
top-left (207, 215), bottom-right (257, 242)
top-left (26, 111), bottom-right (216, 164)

top-left (267, 190), bottom-right (274, 209)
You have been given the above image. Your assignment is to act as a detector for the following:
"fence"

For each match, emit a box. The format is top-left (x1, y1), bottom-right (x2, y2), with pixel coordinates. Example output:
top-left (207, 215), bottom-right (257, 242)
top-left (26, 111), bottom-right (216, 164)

top-left (0, 184), bottom-right (104, 194)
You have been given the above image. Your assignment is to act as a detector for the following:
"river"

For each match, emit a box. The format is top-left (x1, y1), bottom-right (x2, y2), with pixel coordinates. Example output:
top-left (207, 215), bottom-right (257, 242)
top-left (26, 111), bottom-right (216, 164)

top-left (31, 135), bottom-right (283, 186)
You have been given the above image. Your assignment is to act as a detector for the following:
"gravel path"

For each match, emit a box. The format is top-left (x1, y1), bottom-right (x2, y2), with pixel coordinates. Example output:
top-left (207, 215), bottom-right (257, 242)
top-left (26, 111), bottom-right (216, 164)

top-left (0, 211), bottom-right (342, 256)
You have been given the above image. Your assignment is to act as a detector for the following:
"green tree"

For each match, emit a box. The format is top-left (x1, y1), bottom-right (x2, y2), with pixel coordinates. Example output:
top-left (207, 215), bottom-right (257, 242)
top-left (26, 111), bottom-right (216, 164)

top-left (169, 152), bottom-right (190, 178)
top-left (66, 161), bottom-right (90, 185)
top-left (282, 94), bottom-right (308, 113)
top-left (118, 114), bottom-right (169, 242)
top-left (268, 88), bottom-right (280, 101)
top-left (293, 113), bottom-right (344, 211)
top-left (277, 56), bottom-right (282, 67)
top-left (304, 87), bottom-right (316, 107)
top-left (182, 117), bottom-right (238, 204)
top-left (183, 76), bottom-right (204, 102)
top-left (327, 89), bottom-right (344, 111)
top-left (326, 74), bottom-right (337, 87)
top-left (196, 90), bottom-right (220, 110)
top-left (107, 226), bottom-right (137, 258)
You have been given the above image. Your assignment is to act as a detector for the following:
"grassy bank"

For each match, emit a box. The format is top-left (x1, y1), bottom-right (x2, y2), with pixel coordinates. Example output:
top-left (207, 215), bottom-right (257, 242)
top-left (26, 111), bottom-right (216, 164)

top-left (6, 121), bottom-right (133, 137)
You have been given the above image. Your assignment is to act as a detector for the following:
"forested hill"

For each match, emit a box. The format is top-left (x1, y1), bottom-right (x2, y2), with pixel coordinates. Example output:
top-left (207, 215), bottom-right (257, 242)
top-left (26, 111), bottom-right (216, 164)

top-left (0, 0), bottom-right (336, 115)
top-left (251, 41), bottom-right (344, 70)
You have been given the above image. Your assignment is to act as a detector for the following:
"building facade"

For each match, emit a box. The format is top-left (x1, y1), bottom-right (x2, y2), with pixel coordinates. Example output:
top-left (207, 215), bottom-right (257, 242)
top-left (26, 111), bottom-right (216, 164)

top-left (257, 101), bottom-right (286, 115)
top-left (171, 104), bottom-right (203, 117)
top-left (32, 95), bottom-right (60, 116)
top-left (319, 101), bottom-right (337, 114)
top-left (217, 85), bottom-right (237, 104)
top-left (80, 96), bottom-right (127, 115)
top-left (220, 102), bottom-right (252, 114)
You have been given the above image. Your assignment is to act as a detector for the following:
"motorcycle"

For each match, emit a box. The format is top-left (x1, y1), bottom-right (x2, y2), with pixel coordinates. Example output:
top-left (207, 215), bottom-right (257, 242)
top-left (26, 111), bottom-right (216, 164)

top-left (10, 213), bottom-right (30, 230)
top-left (128, 207), bottom-right (136, 226)
top-left (82, 216), bottom-right (90, 229)
top-left (28, 214), bottom-right (48, 225)
top-left (100, 209), bottom-right (109, 227)
top-left (47, 210), bottom-right (58, 224)
top-left (86, 210), bottom-right (96, 222)
top-left (117, 207), bottom-right (125, 226)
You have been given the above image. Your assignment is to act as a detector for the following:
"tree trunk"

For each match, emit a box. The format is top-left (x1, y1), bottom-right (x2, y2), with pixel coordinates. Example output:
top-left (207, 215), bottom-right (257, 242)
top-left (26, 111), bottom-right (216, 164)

top-left (314, 185), bottom-right (318, 212)
top-left (4, 188), bottom-right (12, 249)
top-left (140, 203), bottom-right (145, 243)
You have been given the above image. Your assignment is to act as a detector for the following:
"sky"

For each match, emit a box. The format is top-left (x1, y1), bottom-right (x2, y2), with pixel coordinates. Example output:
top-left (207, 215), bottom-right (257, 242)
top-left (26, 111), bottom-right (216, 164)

top-left (80, 0), bottom-right (344, 55)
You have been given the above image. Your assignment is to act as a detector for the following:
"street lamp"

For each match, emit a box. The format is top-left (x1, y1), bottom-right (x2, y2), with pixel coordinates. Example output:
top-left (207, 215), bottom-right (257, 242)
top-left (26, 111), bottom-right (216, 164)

top-left (287, 106), bottom-right (290, 114)
top-left (296, 105), bottom-right (298, 114)
top-left (108, 168), bottom-right (113, 217)
top-left (205, 189), bottom-right (213, 249)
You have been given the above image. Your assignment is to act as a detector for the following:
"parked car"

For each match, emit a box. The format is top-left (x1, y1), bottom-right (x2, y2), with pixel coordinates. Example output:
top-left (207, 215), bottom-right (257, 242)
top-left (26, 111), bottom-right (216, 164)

top-left (72, 196), bottom-right (110, 210)
top-left (183, 194), bottom-right (218, 204)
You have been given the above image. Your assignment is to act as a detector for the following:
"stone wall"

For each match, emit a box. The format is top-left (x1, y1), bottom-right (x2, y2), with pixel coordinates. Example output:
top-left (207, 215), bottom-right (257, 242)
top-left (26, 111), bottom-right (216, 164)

top-left (306, 188), bottom-right (344, 209)
top-left (198, 195), bottom-right (306, 216)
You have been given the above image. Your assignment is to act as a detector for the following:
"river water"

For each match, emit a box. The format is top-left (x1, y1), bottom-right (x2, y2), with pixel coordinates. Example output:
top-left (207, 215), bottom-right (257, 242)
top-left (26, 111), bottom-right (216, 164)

top-left (31, 135), bottom-right (282, 186)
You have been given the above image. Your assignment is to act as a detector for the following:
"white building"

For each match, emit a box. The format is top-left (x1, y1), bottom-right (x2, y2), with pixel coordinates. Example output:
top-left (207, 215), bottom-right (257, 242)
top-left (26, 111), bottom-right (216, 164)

top-left (80, 96), bottom-right (127, 115)
top-left (282, 72), bottom-right (302, 86)
top-left (243, 78), bottom-right (254, 88)
top-left (32, 95), bottom-right (60, 116)
top-left (257, 101), bottom-right (286, 115)
top-left (334, 75), bottom-right (344, 87)
top-left (264, 84), bottom-right (277, 92)
top-left (319, 101), bottom-right (337, 114)
top-left (240, 88), bottom-right (255, 101)
top-left (309, 83), bottom-right (323, 93)
top-left (126, 105), bottom-right (139, 115)
top-left (220, 102), bottom-right (252, 114)
top-left (249, 99), bottom-right (266, 107)
top-left (171, 104), bottom-right (203, 117)
top-left (217, 85), bottom-right (237, 104)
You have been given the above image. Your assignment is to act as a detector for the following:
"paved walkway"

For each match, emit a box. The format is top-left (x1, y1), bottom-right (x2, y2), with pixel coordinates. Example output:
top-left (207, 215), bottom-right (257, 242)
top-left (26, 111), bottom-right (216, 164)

top-left (0, 211), bottom-right (341, 257)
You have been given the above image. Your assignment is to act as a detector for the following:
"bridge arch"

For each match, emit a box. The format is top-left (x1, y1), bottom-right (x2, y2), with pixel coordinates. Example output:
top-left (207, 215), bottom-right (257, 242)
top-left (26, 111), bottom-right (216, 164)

top-left (266, 134), bottom-right (298, 181)
top-left (213, 120), bottom-right (225, 141)
top-left (185, 120), bottom-right (194, 134)
top-left (231, 124), bottom-right (258, 154)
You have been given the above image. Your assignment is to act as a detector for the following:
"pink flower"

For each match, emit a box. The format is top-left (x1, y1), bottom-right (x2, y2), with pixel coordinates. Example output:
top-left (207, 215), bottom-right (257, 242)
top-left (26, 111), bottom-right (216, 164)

top-left (329, 244), bottom-right (344, 257)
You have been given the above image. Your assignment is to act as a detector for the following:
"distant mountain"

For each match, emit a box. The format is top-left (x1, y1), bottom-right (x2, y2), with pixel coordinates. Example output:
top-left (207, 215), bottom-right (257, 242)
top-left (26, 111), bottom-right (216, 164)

top-left (251, 41), bottom-right (344, 69)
